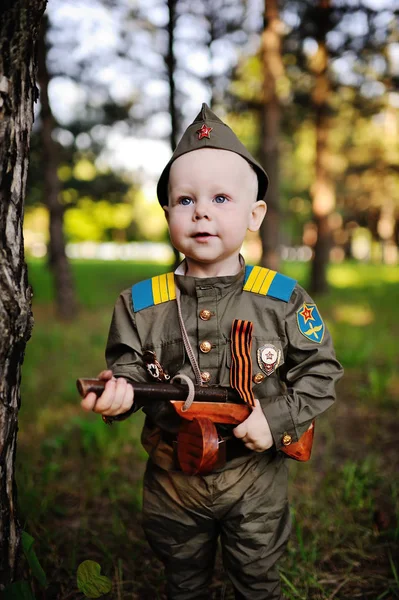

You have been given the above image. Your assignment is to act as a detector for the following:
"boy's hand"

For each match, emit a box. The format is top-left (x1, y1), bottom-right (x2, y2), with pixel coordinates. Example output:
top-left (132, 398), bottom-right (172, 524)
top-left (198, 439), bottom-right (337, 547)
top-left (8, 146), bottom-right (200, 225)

top-left (80, 369), bottom-right (134, 416)
top-left (233, 399), bottom-right (273, 452)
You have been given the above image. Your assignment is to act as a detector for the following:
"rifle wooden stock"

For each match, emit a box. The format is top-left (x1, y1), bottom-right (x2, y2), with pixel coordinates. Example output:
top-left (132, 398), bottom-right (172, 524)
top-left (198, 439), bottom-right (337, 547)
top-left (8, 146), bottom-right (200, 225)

top-left (77, 378), bottom-right (314, 462)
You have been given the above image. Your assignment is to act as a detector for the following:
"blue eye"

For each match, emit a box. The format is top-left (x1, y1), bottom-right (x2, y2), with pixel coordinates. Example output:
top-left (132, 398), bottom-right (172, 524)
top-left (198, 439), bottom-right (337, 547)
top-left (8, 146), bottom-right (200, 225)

top-left (214, 195), bottom-right (228, 204)
top-left (179, 197), bottom-right (193, 206)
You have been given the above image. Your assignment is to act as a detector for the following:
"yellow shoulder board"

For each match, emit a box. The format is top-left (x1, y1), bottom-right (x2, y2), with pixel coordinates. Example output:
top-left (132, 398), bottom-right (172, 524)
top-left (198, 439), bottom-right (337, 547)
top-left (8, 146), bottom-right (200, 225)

top-left (243, 266), bottom-right (296, 302)
top-left (131, 272), bottom-right (176, 312)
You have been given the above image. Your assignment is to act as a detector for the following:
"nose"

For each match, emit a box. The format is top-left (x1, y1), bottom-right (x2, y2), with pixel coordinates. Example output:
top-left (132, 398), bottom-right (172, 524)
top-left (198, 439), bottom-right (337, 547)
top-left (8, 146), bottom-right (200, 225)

top-left (193, 201), bottom-right (210, 221)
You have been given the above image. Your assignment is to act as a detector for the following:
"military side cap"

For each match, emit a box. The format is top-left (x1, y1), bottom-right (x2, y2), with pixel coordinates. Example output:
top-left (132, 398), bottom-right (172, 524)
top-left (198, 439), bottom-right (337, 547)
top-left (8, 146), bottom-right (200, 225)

top-left (157, 103), bottom-right (269, 206)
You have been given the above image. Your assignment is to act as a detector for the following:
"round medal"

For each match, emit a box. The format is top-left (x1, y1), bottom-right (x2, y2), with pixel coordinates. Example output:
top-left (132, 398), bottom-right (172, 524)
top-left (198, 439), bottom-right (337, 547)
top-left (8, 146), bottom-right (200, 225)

top-left (257, 344), bottom-right (281, 376)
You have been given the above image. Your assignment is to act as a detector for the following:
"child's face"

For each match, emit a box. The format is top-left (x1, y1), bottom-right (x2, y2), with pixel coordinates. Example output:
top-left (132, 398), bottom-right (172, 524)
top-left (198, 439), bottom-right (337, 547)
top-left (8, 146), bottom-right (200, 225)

top-left (164, 148), bottom-right (267, 277)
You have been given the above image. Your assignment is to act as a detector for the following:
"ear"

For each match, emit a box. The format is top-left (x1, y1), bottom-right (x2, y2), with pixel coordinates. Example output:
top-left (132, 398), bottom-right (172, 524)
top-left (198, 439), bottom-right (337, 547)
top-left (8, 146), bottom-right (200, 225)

top-left (163, 205), bottom-right (170, 222)
top-left (248, 201), bottom-right (267, 232)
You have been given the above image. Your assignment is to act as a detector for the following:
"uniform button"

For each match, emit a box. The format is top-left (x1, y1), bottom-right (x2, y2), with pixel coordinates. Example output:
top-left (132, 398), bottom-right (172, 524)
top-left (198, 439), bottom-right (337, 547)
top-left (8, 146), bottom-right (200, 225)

top-left (282, 433), bottom-right (292, 446)
top-left (199, 340), bottom-right (212, 353)
top-left (201, 371), bottom-right (211, 383)
top-left (253, 372), bottom-right (265, 384)
top-left (199, 309), bottom-right (212, 321)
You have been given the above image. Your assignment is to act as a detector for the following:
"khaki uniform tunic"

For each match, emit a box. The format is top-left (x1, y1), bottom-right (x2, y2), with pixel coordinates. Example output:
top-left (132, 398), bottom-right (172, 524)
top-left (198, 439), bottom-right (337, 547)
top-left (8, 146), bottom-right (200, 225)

top-left (105, 264), bottom-right (343, 599)
top-left (106, 265), bottom-right (342, 466)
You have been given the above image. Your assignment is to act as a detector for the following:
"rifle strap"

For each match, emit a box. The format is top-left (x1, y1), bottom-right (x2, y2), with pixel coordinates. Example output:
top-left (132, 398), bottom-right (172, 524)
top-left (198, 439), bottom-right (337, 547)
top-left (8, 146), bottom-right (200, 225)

top-left (170, 374), bottom-right (195, 411)
top-left (230, 319), bottom-right (256, 407)
top-left (175, 285), bottom-right (203, 386)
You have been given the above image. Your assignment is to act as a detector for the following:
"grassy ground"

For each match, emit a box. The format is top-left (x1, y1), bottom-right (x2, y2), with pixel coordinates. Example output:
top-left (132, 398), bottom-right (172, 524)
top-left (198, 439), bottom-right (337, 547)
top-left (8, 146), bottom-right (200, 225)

top-left (17, 259), bottom-right (399, 599)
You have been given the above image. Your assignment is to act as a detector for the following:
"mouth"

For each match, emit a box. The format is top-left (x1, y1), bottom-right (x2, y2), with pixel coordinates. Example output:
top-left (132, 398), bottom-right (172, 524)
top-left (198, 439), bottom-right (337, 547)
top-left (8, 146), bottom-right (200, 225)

top-left (192, 232), bottom-right (215, 238)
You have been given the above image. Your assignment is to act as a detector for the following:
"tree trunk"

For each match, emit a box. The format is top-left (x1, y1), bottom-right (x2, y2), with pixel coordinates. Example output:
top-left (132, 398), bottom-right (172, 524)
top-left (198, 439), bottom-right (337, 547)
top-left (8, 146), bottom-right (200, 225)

top-left (166, 0), bottom-right (181, 270)
top-left (259, 0), bottom-right (283, 272)
top-left (204, 0), bottom-right (216, 109)
top-left (167, 0), bottom-right (178, 153)
top-left (377, 200), bottom-right (396, 264)
top-left (309, 1), bottom-right (335, 294)
top-left (37, 15), bottom-right (77, 320)
top-left (0, 0), bottom-right (47, 586)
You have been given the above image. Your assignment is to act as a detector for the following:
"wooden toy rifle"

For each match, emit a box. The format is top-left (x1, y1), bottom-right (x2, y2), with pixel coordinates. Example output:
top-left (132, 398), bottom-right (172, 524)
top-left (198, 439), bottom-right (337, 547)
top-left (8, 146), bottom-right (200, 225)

top-left (77, 378), bottom-right (314, 474)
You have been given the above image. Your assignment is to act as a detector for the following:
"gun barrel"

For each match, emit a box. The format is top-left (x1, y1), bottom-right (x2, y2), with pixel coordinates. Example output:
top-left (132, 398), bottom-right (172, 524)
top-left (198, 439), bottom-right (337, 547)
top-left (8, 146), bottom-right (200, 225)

top-left (76, 378), bottom-right (242, 405)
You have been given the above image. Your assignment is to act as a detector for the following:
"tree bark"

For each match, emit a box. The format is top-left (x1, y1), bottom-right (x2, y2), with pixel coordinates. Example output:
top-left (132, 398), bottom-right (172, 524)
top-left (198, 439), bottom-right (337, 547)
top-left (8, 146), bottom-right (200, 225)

top-left (37, 15), bottom-right (77, 320)
top-left (259, 0), bottom-right (283, 272)
top-left (309, 1), bottom-right (335, 294)
top-left (0, 0), bottom-right (47, 586)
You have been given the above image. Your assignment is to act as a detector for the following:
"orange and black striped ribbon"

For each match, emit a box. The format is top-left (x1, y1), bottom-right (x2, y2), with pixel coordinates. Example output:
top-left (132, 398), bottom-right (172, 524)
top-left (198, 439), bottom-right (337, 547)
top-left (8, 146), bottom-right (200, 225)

top-left (230, 319), bottom-right (256, 407)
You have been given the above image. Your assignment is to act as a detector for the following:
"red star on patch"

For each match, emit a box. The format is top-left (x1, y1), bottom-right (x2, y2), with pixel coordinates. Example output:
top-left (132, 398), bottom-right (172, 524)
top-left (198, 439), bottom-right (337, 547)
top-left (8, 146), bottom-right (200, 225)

top-left (196, 123), bottom-right (213, 140)
top-left (299, 303), bottom-right (314, 323)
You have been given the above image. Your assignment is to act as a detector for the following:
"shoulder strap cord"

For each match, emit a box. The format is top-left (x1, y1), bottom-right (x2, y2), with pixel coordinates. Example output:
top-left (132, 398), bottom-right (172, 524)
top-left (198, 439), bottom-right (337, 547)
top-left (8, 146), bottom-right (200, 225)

top-left (170, 373), bottom-right (196, 412)
top-left (174, 285), bottom-right (203, 401)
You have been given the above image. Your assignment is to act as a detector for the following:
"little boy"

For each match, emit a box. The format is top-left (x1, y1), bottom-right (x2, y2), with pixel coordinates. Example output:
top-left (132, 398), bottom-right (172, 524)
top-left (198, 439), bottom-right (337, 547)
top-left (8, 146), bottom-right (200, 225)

top-left (81, 104), bottom-right (343, 600)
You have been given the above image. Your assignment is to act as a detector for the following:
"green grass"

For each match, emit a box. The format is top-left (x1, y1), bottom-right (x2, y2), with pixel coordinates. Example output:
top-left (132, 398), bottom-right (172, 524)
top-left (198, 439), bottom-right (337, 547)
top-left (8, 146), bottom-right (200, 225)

top-left (17, 258), bottom-right (399, 599)
top-left (27, 258), bottom-right (170, 307)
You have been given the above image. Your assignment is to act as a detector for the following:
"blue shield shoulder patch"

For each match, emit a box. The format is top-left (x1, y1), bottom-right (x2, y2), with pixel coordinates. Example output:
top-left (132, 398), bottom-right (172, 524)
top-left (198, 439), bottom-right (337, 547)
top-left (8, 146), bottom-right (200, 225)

top-left (296, 303), bottom-right (325, 343)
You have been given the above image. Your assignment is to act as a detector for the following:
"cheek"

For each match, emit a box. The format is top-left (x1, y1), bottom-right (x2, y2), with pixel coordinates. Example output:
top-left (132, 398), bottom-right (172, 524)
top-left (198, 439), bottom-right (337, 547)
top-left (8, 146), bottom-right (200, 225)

top-left (220, 209), bottom-right (251, 231)
top-left (168, 216), bottom-right (186, 240)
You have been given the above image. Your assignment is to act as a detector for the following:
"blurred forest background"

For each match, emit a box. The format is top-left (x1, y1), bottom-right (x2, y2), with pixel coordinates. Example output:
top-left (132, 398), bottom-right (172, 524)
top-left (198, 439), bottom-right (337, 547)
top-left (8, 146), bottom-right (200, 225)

top-left (14, 0), bottom-right (399, 598)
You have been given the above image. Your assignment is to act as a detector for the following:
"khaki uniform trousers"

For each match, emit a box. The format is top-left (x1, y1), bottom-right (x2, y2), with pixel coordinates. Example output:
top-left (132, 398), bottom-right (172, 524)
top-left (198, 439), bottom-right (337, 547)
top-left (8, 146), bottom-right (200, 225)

top-left (142, 451), bottom-right (291, 600)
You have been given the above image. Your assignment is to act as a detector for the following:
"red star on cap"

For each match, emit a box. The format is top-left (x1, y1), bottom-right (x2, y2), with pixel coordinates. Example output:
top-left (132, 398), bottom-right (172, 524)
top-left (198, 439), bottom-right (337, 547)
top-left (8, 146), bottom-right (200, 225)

top-left (299, 303), bottom-right (314, 323)
top-left (196, 123), bottom-right (213, 140)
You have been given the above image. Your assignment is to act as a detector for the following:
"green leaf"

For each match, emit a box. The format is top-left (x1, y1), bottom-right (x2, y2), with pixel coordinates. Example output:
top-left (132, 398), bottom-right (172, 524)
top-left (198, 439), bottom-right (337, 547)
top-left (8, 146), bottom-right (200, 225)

top-left (2, 580), bottom-right (36, 600)
top-left (21, 531), bottom-right (48, 588)
top-left (77, 560), bottom-right (112, 598)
